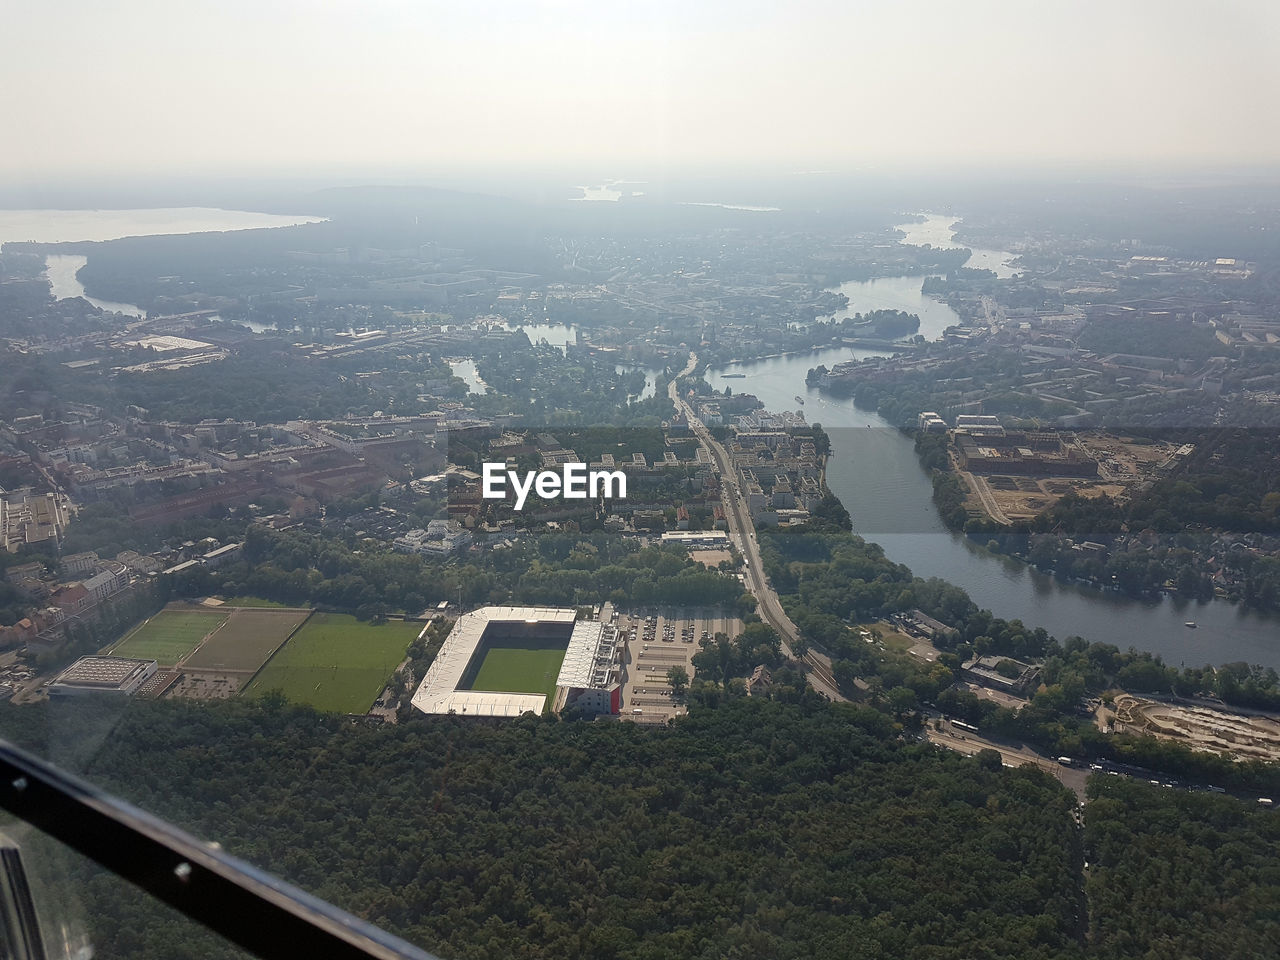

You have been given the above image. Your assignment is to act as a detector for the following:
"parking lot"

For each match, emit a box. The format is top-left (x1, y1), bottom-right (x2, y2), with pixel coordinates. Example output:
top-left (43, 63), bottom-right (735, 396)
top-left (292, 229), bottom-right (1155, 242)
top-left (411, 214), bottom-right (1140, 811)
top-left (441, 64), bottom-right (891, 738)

top-left (614, 607), bottom-right (741, 724)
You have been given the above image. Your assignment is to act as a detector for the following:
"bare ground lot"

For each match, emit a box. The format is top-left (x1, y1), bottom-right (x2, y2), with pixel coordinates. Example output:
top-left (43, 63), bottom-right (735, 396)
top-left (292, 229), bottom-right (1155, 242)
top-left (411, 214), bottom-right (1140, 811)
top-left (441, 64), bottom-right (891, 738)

top-left (689, 549), bottom-right (733, 570)
top-left (952, 432), bottom-right (1179, 524)
top-left (1082, 433), bottom-right (1180, 480)
top-left (1111, 693), bottom-right (1280, 762)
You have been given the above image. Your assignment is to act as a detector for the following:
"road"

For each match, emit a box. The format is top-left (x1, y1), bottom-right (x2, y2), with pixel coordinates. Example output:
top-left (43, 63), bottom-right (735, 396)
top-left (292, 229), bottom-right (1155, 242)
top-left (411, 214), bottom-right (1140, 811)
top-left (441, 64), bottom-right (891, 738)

top-left (962, 470), bottom-right (1013, 526)
top-left (669, 355), bottom-right (846, 701)
top-left (926, 717), bottom-right (1088, 799)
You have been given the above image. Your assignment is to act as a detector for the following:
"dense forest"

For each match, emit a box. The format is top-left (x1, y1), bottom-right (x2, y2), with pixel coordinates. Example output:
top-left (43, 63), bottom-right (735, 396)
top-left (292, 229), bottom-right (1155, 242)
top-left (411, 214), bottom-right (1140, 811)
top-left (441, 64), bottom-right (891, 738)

top-left (3, 694), bottom-right (1277, 959)
top-left (3, 695), bottom-right (1084, 960)
top-left (1084, 776), bottom-right (1280, 959)
top-left (154, 526), bottom-right (751, 620)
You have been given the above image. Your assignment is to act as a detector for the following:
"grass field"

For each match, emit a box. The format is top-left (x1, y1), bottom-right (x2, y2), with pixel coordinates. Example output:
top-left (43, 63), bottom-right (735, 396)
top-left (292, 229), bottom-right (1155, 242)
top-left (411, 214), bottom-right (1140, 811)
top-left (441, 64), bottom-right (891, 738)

top-left (111, 609), bottom-right (229, 665)
top-left (242, 613), bottom-right (421, 713)
top-left (183, 608), bottom-right (312, 673)
top-left (467, 646), bottom-right (567, 705)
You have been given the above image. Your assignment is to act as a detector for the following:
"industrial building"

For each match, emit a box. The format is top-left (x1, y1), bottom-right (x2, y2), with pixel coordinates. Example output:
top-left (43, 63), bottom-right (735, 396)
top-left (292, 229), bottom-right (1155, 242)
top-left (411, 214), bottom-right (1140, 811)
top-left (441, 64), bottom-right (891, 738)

top-left (954, 415), bottom-right (1006, 438)
top-left (963, 656), bottom-right (1041, 697)
top-left (954, 431), bottom-right (1098, 478)
top-left (48, 657), bottom-right (158, 697)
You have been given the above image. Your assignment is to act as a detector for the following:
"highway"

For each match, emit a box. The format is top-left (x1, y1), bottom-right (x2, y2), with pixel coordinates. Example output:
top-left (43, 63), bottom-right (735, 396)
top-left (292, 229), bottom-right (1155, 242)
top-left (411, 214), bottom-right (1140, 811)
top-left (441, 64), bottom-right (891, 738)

top-left (669, 355), bottom-right (846, 701)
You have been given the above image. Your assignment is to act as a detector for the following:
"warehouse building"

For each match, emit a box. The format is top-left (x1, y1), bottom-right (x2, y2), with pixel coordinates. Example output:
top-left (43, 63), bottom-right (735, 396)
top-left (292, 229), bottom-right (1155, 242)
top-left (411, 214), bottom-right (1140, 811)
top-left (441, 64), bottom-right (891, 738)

top-left (49, 657), bottom-right (158, 698)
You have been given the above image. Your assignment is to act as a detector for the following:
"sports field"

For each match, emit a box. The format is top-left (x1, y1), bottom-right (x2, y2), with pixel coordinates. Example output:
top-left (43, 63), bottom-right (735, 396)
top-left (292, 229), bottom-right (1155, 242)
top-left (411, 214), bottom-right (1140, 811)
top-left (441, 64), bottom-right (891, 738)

top-left (458, 640), bottom-right (563, 706)
top-left (183, 607), bottom-right (311, 673)
top-left (243, 613), bottom-right (421, 713)
top-left (111, 609), bottom-right (229, 665)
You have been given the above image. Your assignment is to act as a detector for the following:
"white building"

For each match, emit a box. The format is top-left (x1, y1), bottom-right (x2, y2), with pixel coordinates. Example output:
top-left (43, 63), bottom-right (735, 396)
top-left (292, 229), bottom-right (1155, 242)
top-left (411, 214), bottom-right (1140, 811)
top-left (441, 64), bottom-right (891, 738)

top-left (393, 519), bottom-right (472, 556)
top-left (49, 657), bottom-right (157, 697)
top-left (81, 563), bottom-right (130, 603)
top-left (917, 411), bottom-right (948, 433)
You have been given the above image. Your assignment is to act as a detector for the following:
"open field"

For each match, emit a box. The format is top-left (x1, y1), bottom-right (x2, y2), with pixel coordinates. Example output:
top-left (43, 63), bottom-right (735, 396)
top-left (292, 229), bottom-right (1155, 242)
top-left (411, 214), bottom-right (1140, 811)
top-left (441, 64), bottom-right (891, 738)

top-left (111, 608), bottom-right (229, 665)
top-left (242, 614), bottom-right (421, 714)
top-left (465, 645), bottom-right (567, 705)
top-left (183, 608), bottom-right (312, 673)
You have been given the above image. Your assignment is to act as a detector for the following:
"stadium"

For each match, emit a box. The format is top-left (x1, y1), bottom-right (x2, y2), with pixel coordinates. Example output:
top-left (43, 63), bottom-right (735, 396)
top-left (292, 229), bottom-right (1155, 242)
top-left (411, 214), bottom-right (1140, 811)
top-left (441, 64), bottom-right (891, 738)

top-left (411, 606), bottom-right (622, 718)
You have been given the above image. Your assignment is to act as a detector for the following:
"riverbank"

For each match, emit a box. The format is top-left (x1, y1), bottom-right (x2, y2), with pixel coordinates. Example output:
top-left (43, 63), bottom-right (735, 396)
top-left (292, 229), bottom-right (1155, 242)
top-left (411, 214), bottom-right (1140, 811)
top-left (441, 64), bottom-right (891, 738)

top-left (713, 342), bottom-right (910, 366)
top-left (706, 341), bottom-right (1280, 669)
top-left (910, 430), bottom-right (1280, 616)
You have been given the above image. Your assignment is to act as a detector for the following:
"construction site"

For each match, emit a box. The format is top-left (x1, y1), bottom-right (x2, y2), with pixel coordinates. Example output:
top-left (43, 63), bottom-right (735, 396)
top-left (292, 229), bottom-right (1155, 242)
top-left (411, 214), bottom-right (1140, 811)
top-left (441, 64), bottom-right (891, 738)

top-left (950, 430), bottom-right (1184, 525)
top-left (1106, 693), bottom-right (1280, 762)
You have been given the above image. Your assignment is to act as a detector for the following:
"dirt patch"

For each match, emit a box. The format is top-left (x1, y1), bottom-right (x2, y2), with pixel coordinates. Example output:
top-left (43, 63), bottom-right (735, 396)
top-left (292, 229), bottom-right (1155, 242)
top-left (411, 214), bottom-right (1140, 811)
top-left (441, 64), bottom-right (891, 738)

top-left (946, 431), bottom-right (1181, 523)
top-left (689, 549), bottom-right (732, 569)
top-left (1112, 693), bottom-right (1280, 761)
top-left (168, 671), bottom-right (245, 700)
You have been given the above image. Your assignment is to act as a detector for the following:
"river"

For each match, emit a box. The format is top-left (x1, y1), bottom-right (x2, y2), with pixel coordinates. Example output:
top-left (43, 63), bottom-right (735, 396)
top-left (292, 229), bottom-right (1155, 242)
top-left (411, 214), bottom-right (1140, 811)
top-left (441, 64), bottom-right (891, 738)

top-left (822, 274), bottom-right (963, 341)
top-left (705, 219), bottom-right (1280, 669)
top-left (897, 212), bottom-right (1020, 278)
top-left (616, 365), bottom-right (661, 403)
top-left (449, 359), bottom-right (489, 395)
top-left (502, 321), bottom-right (577, 353)
top-left (44, 254), bottom-right (147, 317)
top-left (0, 207), bottom-right (325, 317)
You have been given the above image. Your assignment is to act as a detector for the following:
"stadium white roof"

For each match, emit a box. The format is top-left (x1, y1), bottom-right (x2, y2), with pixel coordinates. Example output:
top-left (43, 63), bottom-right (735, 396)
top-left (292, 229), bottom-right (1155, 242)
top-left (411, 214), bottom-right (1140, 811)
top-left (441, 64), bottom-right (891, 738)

top-left (410, 606), bottom-right (575, 718)
top-left (555, 620), bottom-right (617, 690)
top-left (417, 689), bottom-right (548, 717)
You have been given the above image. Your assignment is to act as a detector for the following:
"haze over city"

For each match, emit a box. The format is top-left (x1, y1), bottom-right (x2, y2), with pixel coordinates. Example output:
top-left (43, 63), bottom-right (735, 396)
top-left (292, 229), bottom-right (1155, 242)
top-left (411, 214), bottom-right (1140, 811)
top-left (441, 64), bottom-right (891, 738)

top-left (4, 4), bottom-right (1280, 959)
top-left (5, 0), bottom-right (1280, 183)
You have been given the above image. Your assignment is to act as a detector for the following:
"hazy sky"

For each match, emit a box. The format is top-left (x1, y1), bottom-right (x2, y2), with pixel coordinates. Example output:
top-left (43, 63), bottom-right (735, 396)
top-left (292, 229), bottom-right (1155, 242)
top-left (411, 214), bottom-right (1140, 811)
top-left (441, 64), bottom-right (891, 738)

top-left (5, 0), bottom-right (1280, 180)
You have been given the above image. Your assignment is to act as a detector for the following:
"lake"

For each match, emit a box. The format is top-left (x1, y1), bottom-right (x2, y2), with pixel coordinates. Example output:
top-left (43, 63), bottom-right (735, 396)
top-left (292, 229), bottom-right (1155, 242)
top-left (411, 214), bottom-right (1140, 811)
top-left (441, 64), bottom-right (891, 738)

top-left (0, 206), bottom-right (324, 317)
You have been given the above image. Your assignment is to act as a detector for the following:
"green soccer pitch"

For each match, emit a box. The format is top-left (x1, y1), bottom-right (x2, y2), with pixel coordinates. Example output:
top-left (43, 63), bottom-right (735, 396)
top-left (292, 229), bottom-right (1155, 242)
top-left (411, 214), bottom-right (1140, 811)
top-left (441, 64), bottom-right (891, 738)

top-left (243, 613), bottom-right (421, 713)
top-left (465, 644), bottom-right (568, 706)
